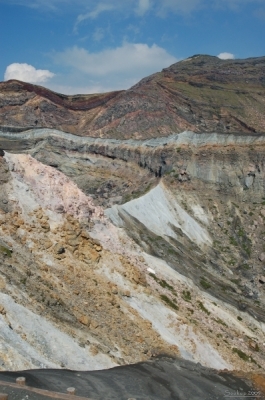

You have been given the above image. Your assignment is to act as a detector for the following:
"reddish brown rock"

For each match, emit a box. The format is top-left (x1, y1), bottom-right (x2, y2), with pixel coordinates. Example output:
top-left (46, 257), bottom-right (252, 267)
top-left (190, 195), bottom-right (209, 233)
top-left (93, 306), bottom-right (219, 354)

top-left (1, 55), bottom-right (264, 139)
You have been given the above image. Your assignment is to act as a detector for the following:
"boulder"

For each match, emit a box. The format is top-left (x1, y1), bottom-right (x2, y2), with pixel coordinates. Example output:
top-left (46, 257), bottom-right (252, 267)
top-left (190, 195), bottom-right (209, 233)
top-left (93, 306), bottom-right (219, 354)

top-left (259, 253), bottom-right (265, 262)
top-left (79, 316), bottom-right (91, 326)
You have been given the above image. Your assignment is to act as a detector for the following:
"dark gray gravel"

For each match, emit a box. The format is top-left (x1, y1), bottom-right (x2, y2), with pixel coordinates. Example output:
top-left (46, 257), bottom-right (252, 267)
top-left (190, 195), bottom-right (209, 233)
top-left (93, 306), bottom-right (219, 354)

top-left (0, 356), bottom-right (263, 400)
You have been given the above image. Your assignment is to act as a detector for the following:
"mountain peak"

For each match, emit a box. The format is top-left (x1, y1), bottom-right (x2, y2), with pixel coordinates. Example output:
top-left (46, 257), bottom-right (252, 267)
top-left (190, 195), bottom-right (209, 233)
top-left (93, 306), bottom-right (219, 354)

top-left (0, 55), bottom-right (265, 138)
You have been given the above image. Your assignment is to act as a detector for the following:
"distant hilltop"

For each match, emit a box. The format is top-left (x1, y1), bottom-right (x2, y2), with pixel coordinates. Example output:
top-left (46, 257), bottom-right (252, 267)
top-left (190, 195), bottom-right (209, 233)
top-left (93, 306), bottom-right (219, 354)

top-left (0, 54), bottom-right (265, 139)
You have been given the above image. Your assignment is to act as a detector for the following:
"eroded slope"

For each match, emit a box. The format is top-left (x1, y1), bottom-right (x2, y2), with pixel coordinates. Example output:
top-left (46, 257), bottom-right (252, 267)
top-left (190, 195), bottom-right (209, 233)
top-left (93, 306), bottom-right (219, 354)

top-left (0, 55), bottom-right (265, 138)
top-left (0, 142), bottom-right (265, 373)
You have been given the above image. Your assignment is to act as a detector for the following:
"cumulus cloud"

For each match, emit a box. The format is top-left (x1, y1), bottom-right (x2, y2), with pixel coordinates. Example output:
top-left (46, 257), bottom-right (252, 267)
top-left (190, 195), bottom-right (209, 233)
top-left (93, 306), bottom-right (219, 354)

top-left (53, 42), bottom-right (177, 77)
top-left (50, 42), bottom-right (177, 93)
top-left (4, 63), bottom-right (55, 84)
top-left (217, 52), bottom-right (235, 60)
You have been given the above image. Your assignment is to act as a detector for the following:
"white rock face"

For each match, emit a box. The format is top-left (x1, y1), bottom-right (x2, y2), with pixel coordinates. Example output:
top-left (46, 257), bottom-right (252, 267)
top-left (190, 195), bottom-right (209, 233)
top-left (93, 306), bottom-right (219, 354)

top-left (4, 152), bottom-right (104, 223)
top-left (126, 293), bottom-right (230, 370)
top-left (106, 182), bottom-right (212, 248)
top-left (0, 293), bottom-right (115, 371)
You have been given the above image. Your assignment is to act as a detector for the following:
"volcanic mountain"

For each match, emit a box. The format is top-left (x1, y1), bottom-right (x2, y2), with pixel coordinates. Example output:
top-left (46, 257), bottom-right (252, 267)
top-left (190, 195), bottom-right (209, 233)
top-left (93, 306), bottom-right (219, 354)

top-left (0, 54), bottom-right (265, 138)
top-left (0, 55), bottom-right (265, 399)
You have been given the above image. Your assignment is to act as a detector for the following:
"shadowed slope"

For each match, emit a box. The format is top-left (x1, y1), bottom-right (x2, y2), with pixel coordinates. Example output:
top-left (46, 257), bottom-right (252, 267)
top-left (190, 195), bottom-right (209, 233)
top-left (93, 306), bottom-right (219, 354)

top-left (0, 357), bottom-right (263, 400)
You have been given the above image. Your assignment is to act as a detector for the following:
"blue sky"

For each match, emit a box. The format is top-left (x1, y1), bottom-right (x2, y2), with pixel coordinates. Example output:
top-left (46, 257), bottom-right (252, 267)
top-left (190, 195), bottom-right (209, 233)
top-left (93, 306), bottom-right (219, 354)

top-left (0, 0), bottom-right (264, 94)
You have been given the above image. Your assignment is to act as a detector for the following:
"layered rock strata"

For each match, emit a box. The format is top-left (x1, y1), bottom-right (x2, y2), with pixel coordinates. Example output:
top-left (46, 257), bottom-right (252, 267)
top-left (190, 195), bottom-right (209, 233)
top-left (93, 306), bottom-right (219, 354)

top-left (0, 55), bottom-right (265, 139)
top-left (0, 130), bottom-right (265, 373)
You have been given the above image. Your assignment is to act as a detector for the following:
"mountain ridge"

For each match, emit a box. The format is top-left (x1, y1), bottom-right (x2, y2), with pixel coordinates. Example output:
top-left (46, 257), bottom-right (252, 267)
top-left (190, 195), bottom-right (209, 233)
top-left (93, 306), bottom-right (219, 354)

top-left (0, 54), bottom-right (265, 139)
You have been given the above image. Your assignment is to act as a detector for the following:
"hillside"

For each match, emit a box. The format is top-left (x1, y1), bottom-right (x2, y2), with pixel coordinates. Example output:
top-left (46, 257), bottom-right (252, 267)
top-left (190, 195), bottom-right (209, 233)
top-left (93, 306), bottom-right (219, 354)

top-left (0, 55), bottom-right (265, 398)
top-left (0, 55), bottom-right (265, 139)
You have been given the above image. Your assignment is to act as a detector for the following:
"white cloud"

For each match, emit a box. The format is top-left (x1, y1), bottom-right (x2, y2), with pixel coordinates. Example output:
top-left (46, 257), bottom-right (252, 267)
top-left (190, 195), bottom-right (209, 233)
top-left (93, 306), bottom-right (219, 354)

top-left (50, 42), bottom-right (177, 93)
top-left (136, 0), bottom-right (151, 15)
top-left (76, 3), bottom-right (113, 23)
top-left (217, 52), bottom-right (235, 60)
top-left (92, 27), bottom-right (105, 42)
top-left (4, 63), bottom-right (55, 84)
top-left (4, 0), bottom-right (264, 17)
top-left (53, 42), bottom-right (177, 77)
top-left (156, 0), bottom-right (202, 15)
top-left (47, 83), bottom-right (112, 95)
top-left (73, 3), bottom-right (114, 32)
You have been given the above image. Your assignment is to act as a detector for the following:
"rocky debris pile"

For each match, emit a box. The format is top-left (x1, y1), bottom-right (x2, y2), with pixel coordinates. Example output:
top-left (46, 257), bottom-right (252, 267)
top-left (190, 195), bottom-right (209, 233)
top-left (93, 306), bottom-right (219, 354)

top-left (0, 153), bottom-right (181, 370)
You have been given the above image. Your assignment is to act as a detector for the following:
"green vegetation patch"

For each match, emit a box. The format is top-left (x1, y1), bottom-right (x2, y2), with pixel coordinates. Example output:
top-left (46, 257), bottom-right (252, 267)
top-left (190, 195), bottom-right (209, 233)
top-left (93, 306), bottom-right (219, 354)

top-left (242, 263), bottom-right (250, 270)
top-left (232, 348), bottom-right (258, 365)
top-left (200, 278), bottom-right (211, 290)
top-left (197, 301), bottom-right (210, 315)
top-left (149, 273), bottom-right (177, 295)
top-left (242, 243), bottom-right (251, 257)
top-left (215, 318), bottom-right (228, 327)
top-left (160, 279), bottom-right (174, 291)
top-left (229, 236), bottom-right (238, 246)
top-left (182, 290), bottom-right (192, 302)
top-left (0, 245), bottom-right (12, 257)
top-left (160, 294), bottom-right (179, 311)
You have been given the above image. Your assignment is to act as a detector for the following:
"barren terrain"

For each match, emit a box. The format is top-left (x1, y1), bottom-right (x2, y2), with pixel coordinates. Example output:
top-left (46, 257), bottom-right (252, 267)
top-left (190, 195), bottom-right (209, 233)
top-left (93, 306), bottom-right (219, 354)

top-left (0, 55), bottom-right (265, 398)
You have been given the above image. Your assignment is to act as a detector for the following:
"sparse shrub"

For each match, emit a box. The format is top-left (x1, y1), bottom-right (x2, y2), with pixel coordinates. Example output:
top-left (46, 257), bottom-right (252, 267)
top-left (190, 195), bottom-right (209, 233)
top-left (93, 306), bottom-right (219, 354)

top-left (0, 245), bottom-right (12, 257)
top-left (229, 236), bottom-right (238, 246)
top-left (160, 294), bottom-right (179, 311)
top-left (242, 244), bottom-right (251, 256)
top-left (232, 348), bottom-right (257, 365)
top-left (237, 316), bottom-right (242, 321)
top-left (149, 274), bottom-right (176, 294)
top-left (200, 278), bottom-right (211, 290)
top-left (149, 273), bottom-right (159, 282)
top-left (237, 228), bottom-right (245, 237)
top-left (182, 290), bottom-right (192, 302)
top-left (160, 279), bottom-right (174, 291)
top-left (215, 318), bottom-right (228, 327)
top-left (197, 301), bottom-right (210, 315)
top-left (232, 347), bottom-right (249, 361)
top-left (242, 263), bottom-right (250, 270)
top-left (168, 248), bottom-right (176, 255)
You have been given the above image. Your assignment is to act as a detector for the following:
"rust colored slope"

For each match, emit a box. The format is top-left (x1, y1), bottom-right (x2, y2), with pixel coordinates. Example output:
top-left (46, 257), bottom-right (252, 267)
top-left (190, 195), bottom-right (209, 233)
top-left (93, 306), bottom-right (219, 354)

top-left (0, 55), bottom-right (265, 138)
